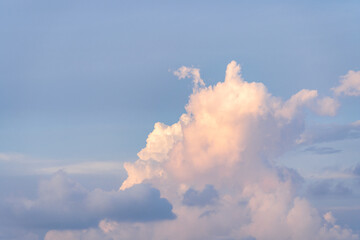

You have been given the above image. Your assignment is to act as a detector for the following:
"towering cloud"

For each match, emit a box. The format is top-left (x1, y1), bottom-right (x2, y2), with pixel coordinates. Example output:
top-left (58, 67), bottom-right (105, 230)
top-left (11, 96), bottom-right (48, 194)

top-left (39, 61), bottom-right (358, 240)
top-left (115, 61), bottom-right (358, 240)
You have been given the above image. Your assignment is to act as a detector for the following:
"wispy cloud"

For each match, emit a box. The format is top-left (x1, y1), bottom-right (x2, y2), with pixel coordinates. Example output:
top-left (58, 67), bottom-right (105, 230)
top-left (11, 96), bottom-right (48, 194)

top-left (0, 153), bottom-right (25, 162)
top-left (297, 121), bottom-right (360, 145)
top-left (305, 163), bottom-right (360, 180)
top-left (173, 66), bottom-right (205, 92)
top-left (304, 146), bottom-right (342, 155)
top-left (307, 180), bottom-right (352, 197)
top-left (36, 161), bottom-right (125, 175)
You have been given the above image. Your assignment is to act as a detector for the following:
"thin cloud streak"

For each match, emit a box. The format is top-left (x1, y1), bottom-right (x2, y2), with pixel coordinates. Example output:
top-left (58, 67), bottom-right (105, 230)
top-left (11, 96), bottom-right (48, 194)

top-left (36, 161), bottom-right (125, 175)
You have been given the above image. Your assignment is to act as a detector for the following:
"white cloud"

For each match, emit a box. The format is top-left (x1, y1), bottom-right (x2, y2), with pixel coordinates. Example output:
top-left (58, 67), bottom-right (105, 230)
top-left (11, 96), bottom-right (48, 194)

top-left (332, 70), bottom-right (360, 96)
top-left (276, 88), bottom-right (318, 120)
top-left (324, 212), bottom-right (336, 225)
top-left (173, 66), bottom-right (205, 92)
top-left (114, 61), bottom-right (358, 239)
top-left (120, 160), bottom-right (165, 190)
top-left (137, 120), bottom-right (187, 162)
top-left (313, 97), bottom-right (340, 116)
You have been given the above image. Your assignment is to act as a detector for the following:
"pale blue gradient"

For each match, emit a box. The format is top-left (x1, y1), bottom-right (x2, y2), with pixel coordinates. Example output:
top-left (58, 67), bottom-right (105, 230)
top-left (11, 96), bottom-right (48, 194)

top-left (1, 1), bottom-right (359, 160)
top-left (0, 1), bottom-right (360, 238)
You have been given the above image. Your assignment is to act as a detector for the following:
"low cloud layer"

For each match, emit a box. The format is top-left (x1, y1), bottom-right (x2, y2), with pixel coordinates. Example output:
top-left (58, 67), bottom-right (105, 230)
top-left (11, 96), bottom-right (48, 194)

top-left (304, 146), bottom-right (342, 155)
top-left (307, 180), bottom-right (352, 197)
top-left (297, 121), bottom-right (360, 145)
top-left (1, 171), bottom-right (175, 231)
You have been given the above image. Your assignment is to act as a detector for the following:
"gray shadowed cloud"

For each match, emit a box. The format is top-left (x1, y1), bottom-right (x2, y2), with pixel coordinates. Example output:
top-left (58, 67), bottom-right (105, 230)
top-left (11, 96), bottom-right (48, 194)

top-left (0, 171), bottom-right (175, 230)
top-left (276, 167), bottom-right (304, 186)
top-left (241, 237), bottom-right (257, 240)
top-left (351, 163), bottom-right (360, 176)
top-left (297, 121), bottom-right (360, 145)
top-left (304, 146), bottom-right (342, 155)
top-left (307, 180), bottom-right (352, 197)
top-left (182, 185), bottom-right (219, 207)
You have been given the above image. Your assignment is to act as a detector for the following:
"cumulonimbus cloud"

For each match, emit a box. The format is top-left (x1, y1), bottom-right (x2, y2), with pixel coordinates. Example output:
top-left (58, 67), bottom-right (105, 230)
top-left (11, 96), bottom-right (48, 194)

top-left (113, 61), bottom-right (357, 240)
top-left (42, 61), bottom-right (358, 240)
top-left (120, 61), bottom-right (343, 190)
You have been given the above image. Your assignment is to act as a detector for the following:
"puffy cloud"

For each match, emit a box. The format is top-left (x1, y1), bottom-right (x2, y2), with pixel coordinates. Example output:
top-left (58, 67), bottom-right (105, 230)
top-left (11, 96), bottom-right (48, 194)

top-left (115, 61), bottom-right (358, 240)
top-left (137, 121), bottom-right (185, 162)
top-left (120, 115), bottom-right (190, 190)
top-left (324, 212), bottom-right (336, 225)
top-left (122, 61), bottom-right (314, 190)
top-left (313, 97), bottom-right (340, 116)
top-left (120, 160), bottom-right (165, 190)
top-left (276, 88), bottom-right (318, 120)
top-left (279, 93), bottom-right (339, 119)
top-left (2, 171), bottom-right (175, 230)
top-left (121, 61), bottom-right (345, 191)
top-left (332, 70), bottom-right (360, 96)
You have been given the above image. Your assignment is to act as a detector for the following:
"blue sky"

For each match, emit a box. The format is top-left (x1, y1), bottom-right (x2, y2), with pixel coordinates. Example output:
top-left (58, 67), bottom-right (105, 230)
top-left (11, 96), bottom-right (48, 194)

top-left (0, 1), bottom-right (360, 239)
top-left (1, 0), bottom-right (359, 160)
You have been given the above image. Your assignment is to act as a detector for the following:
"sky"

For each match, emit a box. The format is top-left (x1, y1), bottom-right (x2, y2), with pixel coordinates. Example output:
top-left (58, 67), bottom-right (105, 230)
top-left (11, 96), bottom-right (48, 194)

top-left (0, 1), bottom-right (360, 239)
